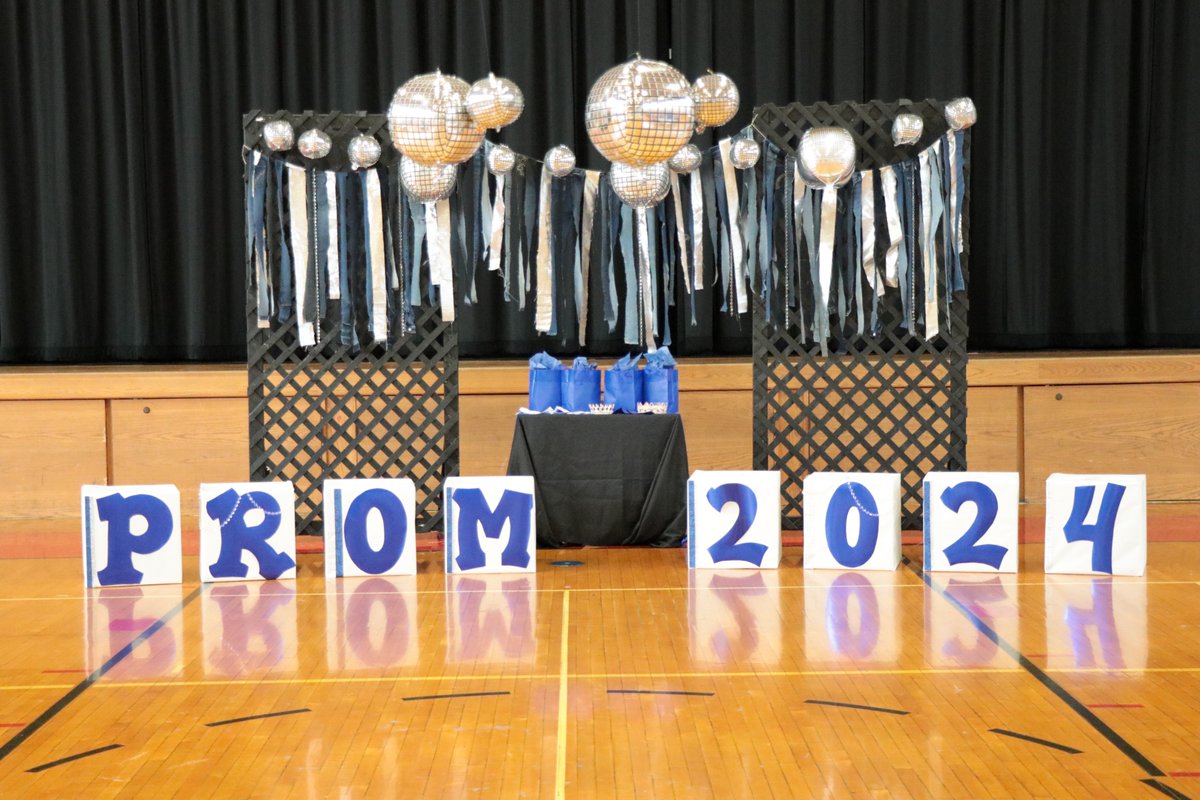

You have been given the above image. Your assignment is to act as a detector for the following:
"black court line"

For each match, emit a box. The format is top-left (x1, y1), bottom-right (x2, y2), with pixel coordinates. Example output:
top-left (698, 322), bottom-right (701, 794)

top-left (206, 708), bottom-right (311, 728)
top-left (26, 743), bottom-right (122, 773)
top-left (902, 555), bottom-right (1164, 776)
top-left (608, 689), bottom-right (715, 697)
top-left (402, 691), bottom-right (511, 702)
top-left (1142, 779), bottom-right (1194, 800)
top-left (805, 699), bottom-right (909, 716)
top-left (0, 585), bottom-right (203, 763)
top-left (989, 727), bottom-right (1082, 754)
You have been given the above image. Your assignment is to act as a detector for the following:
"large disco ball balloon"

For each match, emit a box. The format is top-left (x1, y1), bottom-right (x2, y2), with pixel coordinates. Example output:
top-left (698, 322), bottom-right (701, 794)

top-left (585, 58), bottom-right (696, 166)
top-left (944, 97), bottom-right (977, 130)
top-left (729, 138), bottom-right (760, 169)
top-left (347, 135), bottom-right (382, 169)
top-left (399, 156), bottom-right (458, 203)
top-left (610, 162), bottom-right (671, 208)
top-left (798, 127), bottom-right (856, 187)
top-left (692, 72), bottom-right (739, 131)
top-left (668, 143), bottom-right (702, 173)
top-left (262, 120), bottom-right (295, 151)
top-left (297, 129), bottom-right (333, 159)
top-left (487, 144), bottom-right (516, 176)
top-left (545, 145), bottom-right (576, 177)
top-left (388, 71), bottom-right (485, 166)
top-left (466, 73), bottom-right (525, 130)
top-left (892, 113), bottom-right (923, 146)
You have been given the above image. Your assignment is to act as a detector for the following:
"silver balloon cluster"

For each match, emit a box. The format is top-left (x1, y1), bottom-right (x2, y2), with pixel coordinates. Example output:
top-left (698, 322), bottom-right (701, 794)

top-left (388, 69), bottom-right (525, 202)
top-left (261, 120), bottom-right (295, 151)
top-left (798, 127), bottom-right (857, 188)
top-left (297, 129), bottom-right (333, 160)
top-left (585, 57), bottom-right (740, 207)
top-left (487, 144), bottom-right (517, 176)
top-left (544, 145), bottom-right (576, 177)
top-left (347, 134), bottom-right (382, 170)
top-left (892, 112), bottom-right (923, 147)
top-left (944, 97), bottom-right (977, 131)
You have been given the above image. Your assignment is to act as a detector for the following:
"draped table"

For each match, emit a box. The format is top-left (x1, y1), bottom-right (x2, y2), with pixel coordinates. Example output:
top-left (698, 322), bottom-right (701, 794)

top-left (505, 413), bottom-right (689, 548)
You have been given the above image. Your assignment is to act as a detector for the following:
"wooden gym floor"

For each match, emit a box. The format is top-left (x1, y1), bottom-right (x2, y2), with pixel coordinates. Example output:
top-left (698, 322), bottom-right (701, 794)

top-left (1, 513), bottom-right (1199, 798)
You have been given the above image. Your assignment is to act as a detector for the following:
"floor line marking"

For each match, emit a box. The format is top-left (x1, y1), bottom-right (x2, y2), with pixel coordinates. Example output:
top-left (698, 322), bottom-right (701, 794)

top-left (608, 689), bottom-right (714, 697)
top-left (805, 699), bottom-right (909, 716)
top-left (1142, 778), bottom-right (1193, 799)
top-left (989, 727), bottom-right (1082, 754)
top-left (402, 691), bottom-right (510, 702)
top-left (26, 743), bottom-right (123, 773)
top-left (903, 555), bottom-right (1164, 777)
top-left (555, 589), bottom-right (570, 800)
top-left (206, 708), bottom-right (310, 727)
top-left (0, 585), bottom-right (203, 762)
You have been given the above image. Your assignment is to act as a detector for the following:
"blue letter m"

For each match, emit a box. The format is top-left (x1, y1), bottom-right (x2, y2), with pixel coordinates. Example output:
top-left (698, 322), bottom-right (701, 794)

top-left (451, 488), bottom-right (534, 571)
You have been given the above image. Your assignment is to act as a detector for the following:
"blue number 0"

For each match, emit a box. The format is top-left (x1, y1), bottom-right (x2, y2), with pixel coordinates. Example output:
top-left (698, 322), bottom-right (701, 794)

top-left (705, 483), bottom-right (766, 566)
top-left (940, 481), bottom-right (1006, 569)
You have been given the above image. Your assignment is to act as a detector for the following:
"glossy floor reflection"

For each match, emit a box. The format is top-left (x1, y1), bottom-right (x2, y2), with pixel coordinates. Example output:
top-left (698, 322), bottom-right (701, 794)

top-left (1, 543), bottom-right (1199, 797)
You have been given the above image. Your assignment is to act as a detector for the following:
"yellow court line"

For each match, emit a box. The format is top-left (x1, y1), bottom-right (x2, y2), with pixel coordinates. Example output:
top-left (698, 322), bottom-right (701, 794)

top-left (555, 589), bottom-right (570, 800)
top-left (6, 665), bottom-right (1200, 693)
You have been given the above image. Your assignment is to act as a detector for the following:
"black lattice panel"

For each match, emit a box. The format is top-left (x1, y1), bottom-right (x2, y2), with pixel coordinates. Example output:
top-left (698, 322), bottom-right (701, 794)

top-left (750, 99), bottom-right (970, 531)
top-left (244, 110), bottom-right (459, 535)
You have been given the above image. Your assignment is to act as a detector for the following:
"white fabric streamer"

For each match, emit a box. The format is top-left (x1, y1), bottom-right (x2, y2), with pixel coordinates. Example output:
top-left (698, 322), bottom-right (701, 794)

top-left (861, 170), bottom-right (881, 295)
top-left (718, 138), bottom-right (747, 313)
top-left (636, 207), bottom-right (656, 353)
top-left (579, 170), bottom-right (600, 344)
top-left (287, 164), bottom-right (315, 346)
top-left (488, 174), bottom-right (505, 273)
top-left (670, 173), bottom-right (690, 293)
top-left (535, 168), bottom-right (553, 333)
top-left (818, 186), bottom-right (838, 321)
top-left (366, 169), bottom-right (388, 340)
top-left (881, 165), bottom-right (901, 288)
top-left (428, 198), bottom-right (455, 323)
top-left (689, 172), bottom-right (704, 293)
top-left (919, 149), bottom-right (937, 339)
top-left (947, 131), bottom-right (961, 254)
top-left (324, 171), bottom-right (340, 300)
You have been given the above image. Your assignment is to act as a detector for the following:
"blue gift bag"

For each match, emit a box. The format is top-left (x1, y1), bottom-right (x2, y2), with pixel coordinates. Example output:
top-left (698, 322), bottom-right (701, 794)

top-left (528, 352), bottom-right (564, 410)
top-left (560, 357), bottom-right (602, 411)
top-left (604, 354), bottom-right (643, 413)
top-left (642, 347), bottom-right (679, 413)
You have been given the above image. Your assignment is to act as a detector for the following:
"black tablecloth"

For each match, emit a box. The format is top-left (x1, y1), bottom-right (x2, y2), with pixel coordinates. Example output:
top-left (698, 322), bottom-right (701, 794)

top-left (506, 414), bottom-right (689, 548)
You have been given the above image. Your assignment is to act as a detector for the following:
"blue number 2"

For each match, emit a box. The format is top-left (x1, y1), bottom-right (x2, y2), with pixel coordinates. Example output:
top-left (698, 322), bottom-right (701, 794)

top-left (706, 483), bottom-right (766, 566)
top-left (940, 481), bottom-right (1006, 569)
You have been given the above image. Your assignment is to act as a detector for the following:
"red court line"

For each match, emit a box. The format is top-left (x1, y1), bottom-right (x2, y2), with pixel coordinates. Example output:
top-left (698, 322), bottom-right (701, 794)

top-left (0, 723), bottom-right (24, 728)
top-left (1168, 772), bottom-right (1200, 778)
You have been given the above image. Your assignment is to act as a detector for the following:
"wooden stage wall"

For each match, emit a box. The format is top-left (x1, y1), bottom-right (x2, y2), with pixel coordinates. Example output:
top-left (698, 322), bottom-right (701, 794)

top-left (1, 352), bottom-right (1198, 529)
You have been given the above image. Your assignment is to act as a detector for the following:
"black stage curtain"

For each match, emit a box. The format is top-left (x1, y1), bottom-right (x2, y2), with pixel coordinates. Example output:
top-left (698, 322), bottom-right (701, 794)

top-left (1, 0), bottom-right (1198, 362)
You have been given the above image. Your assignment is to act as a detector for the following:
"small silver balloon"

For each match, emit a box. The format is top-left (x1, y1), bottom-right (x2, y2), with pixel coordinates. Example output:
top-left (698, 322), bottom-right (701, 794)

top-left (668, 144), bottom-right (702, 173)
top-left (944, 97), bottom-right (977, 130)
top-left (297, 129), bottom-right (333, 160)
top-left (487, 144), bottom-right (516, 176)
top-left (585, 58), bottom-right (695, 166)
top-left (545, 145), bottom-right (576, 177)
top-left (388, 71), bottom-right (485, 166)
top-left (347, 135), bottom-right (382, 169)
top-left (262, 120), bottom-right (295, 151)
top-left (798, 127), bottom-right (856, 187)
top-left (892, 113), bottom-right (923, 146)
top-left (729, 138), bottom-right (760, 170)
top-left (610, 162), bottom-right (671, 208)
top-left (466, 73), bottom-right (525, 130)
top-left (692, 72), bottom-right (739, 131)
top-left (400, 156), bottom-right (458, 203)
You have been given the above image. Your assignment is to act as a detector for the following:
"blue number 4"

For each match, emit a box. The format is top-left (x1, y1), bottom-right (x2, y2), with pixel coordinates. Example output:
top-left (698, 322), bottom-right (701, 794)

top-left (706, 483), bottom-right (766, 566)
top-left (940, 481), bottom-right (1007, 569)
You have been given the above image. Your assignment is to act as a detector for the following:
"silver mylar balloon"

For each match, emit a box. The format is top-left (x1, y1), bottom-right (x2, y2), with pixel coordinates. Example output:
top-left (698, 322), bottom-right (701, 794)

top-left (487, 144), bottom-right (516, 176)
top-left (466, 73), bottom-right (525, 130)
top-left (387, 71), bottom-right (485, 166)
top-left (944, 97), bottom-right (977, 130)
top-left (297, 129), bottom-right (333, 160)
top-left (729, 138), bottom-right (761, 170)
top-left (347, 135), bottom-right (382, 170)
top-left (610, 162), bottom-right (671, 208)
top-left (892, 113), bottom-right (923, 146)
top-left (399, 156), bottom-right (458, 203)
top-left (798, 127), bottom-right (856, 187)
top-left (668, 143), bottom-right (702, 173)
top-left (545, 145), bottom-right (576, 177)
top-left (262, 120), bottom-right (295, 151)
top-left (585, 58), bottom-right (695, 166)
top-left (692, 72), bottom-right (739, 131)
